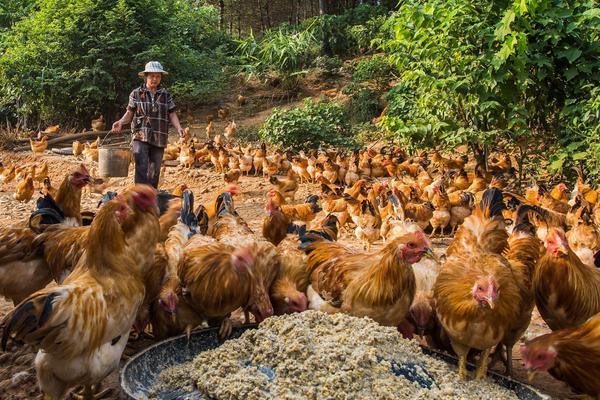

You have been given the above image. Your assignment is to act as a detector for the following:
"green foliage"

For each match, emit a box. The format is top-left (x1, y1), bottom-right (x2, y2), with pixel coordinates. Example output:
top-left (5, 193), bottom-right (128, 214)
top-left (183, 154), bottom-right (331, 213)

top-left (344, 86), bottom-right (382, 124)
top-left (312, 55), bottom-right (343, 77)
top-left (352, 54), bottom-right (394, 88)
top-left (309, 4), bottom-right (388, 56)
top-left (0, 0), bottom-right (233, 126)
top-left (236, 125), bottom-right (260, 144)
top-left (259, 98), bottom-right (353, 150)
top-left (379, 0), bottom-right (600, 175)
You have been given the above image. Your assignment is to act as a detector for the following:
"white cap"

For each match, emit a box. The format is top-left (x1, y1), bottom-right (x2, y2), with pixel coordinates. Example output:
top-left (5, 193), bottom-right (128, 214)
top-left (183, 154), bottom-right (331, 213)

top-left (138, 61), bottom-right (168, 76)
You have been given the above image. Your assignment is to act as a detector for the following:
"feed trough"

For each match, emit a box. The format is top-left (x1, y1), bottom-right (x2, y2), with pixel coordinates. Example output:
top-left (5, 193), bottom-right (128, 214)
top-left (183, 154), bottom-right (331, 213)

top-left (121, 324), bottom-right (549, 400)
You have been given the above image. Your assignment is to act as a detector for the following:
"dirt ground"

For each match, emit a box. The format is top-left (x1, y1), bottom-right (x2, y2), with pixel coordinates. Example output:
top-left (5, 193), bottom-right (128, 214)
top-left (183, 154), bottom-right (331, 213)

top-left (0, 143), bottom-right (575, 399)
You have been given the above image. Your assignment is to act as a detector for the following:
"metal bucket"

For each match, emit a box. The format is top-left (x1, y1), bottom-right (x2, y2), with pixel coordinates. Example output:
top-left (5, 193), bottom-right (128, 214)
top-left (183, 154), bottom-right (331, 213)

top-left (98, 146), bottom-right (131, 177)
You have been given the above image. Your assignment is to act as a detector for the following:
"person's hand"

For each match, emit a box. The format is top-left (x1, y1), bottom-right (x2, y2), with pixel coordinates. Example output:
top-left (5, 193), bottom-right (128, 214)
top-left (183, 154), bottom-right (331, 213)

top-left (112, 120), bottom-right (123, 133)
top-left (178, 127), bottom-right (186, 138)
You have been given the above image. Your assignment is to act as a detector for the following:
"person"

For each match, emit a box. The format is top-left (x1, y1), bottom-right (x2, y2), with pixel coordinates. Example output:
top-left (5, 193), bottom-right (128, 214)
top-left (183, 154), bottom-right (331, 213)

top-left (112, 61), bottom-right (185, 188)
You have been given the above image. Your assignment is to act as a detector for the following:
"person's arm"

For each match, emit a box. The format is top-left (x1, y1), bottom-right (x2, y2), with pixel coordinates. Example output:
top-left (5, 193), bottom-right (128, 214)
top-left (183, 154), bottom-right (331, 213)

top-left (169, 111), bottom-right (185, 137)
top-left (111, 110), bottom-right (134, 133)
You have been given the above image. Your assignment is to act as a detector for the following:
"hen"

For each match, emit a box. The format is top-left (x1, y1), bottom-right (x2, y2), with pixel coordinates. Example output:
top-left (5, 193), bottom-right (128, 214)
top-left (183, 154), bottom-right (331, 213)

top-left (434, 189), bottom-right (539, 379)
top-left (303, 227), bottom-right (432, 329)
top-left (1, 190), bottom-right (159, 400)
top-left (534, 226), bottom-right (600, 331)
top-left (520, 312), bottom-right (600, 398)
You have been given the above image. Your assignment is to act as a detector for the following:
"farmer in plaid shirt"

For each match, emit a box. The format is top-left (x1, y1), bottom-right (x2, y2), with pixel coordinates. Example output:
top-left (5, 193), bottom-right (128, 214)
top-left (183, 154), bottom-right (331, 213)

top-left (112, 61), bottom-right (185, 188)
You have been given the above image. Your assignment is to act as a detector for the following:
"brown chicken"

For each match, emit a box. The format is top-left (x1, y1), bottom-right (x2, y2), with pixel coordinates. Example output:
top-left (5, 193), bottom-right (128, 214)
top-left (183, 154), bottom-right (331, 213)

top-left (91, 115), bottom-right (105, 132)
top-left (520, 312), bottom-right (600, 398)
top-left (269, 169), bottom-right (299, 202)
top-left (224, 120), bottom-right (236, 141)
top-left (13, 175), bottom-right (35, 202)
top-left (434, 189), bottom-right (537, 379)
top-left (177, 191), bottom-right (277, 338)
top-left (271, 236), bottom-right (310, 315)
top-left (354, 199), bottom-right (382, 251)
top-left (534, 227), bottom-right (600, 331)
top-left (262, 196), bottom-right (290, 246)
top-left (224, 169), bottom-right (242, 184)
top-left (30, 135), bottom-right (48, 158)
top-left (303, 227), bottom-right (433, 329)
top-left (429, 185), bottom-right (451, 237)
top-left (268, 190), bottom-right (321, 224)
top-left (1, 191), bottom-right (159, 400)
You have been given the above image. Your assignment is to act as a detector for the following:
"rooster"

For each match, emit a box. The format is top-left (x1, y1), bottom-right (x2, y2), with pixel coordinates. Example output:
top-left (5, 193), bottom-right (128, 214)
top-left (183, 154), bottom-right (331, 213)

top-left (434, 189), bottom-right (540, 379)
top-left (520, 312), bottom-right (600, 398)
top-left (174, 191), bottom-right (277, 338)
top-left (1, 190), bottom-right (159, 400)
top-left (303, 226), bottom-right (433, 330)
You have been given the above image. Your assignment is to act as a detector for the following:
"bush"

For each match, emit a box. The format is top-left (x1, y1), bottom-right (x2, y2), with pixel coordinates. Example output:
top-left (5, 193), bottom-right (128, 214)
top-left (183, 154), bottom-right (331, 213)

top-left (259, 98), bottom-right (353, 150)
top-left (346, 87), bottom-right (382, 124)
top-left (312, 55), bottom-right (343, 77)
top-left (352, 55), bottom-right (395, 88)
top-left (0, 0), bottom-right (233, 127)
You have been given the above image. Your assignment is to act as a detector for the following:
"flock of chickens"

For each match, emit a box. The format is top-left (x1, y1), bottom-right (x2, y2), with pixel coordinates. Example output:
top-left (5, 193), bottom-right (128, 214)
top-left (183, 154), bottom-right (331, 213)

top-left (0, 139), bottom-right (599, 399)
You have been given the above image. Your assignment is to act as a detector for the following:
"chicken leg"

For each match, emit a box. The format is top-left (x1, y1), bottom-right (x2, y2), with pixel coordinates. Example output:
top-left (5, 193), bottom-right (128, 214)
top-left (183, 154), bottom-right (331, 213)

top-left (475, 348), bottom-right (491, 380)
top-left (73, 384), bottom-right (112, 400)
top-left (451, 341), bottom-right (470, 380)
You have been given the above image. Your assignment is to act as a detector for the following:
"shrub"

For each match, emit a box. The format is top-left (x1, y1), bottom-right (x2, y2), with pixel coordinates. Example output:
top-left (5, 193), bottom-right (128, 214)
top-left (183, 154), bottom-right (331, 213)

top-left (259, 98), bottom-right (353, 150)
top-left (352, 55), bottom-right (395, 88)
top-left (312, 55), bottom-right (343, 77)
top-left (347, 87), bottom-right (382, 124)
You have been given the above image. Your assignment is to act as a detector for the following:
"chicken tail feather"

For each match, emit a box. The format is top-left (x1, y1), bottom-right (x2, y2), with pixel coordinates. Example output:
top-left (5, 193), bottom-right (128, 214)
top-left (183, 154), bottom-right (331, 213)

top-left (179, 189), bottom-right (198, 235)
top-left (479, 188), bottom-right (504, 219)
top-left (1, 291), bottom-right (59, 351)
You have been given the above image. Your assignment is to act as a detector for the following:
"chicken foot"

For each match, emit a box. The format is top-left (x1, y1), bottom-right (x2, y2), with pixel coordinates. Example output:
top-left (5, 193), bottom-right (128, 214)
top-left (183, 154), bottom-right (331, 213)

top-left (451, 341), bottom-right (470, 380)
top-left (72, 383), bottom-right (112, 400)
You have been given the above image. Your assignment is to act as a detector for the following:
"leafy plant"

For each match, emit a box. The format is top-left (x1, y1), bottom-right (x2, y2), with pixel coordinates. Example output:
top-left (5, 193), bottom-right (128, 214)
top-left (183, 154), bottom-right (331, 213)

top-left (352, 54), bottom-right (395, 89)
top-left (312, 55), bottom-right (343, 77)
top-left (259, 98), bottom-right (353, 149)
top-left (378, 0), bottom-right (600, 179)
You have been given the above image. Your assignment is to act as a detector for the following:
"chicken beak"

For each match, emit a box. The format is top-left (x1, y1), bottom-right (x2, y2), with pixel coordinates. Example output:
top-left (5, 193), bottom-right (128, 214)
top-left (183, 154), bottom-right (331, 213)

top-left (526, 369), bottom-right (537, 382)
top-left (485, 296), bottom-right (495, 309)
top-left (422, 247), bottom-right (438, 261)
top-left (558, 243), bottom-right (569, 255)
top-left (170, 312), bottom-right (177, 324)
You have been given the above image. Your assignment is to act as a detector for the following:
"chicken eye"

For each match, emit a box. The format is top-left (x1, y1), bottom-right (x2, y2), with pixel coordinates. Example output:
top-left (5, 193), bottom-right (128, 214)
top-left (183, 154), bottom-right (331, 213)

top-left (477, 285), bottom-right (484, 292)
top-left (408, 242), bottom-right (416, 248)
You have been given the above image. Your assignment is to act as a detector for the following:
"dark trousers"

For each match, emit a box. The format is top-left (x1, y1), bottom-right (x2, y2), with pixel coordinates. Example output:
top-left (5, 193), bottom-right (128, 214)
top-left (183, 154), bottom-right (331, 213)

top-left (132, 140), bottom-right (164, 188)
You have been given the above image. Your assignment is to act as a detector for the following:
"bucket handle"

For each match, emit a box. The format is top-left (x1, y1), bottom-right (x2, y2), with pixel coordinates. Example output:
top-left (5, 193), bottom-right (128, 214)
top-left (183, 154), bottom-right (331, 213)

top-left (99, 130), bottom-right (114, 147)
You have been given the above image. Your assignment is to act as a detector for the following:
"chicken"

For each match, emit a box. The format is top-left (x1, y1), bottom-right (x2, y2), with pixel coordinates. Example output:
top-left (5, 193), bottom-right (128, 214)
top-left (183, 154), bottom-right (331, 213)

top-left (178, 143), bottom-right (195, 168)
top-left (566, 204), bottom-right (600, 267)
top-left (217, 107), bottom-right (229, 120)
top-left (269, 170), bottom-right (299, 202)
top-left (176, 191), bottom-right (277, 338)
top-left (253, 143), bottom-right (266, 176)
top-left (534, 227), bottom-right (600, 331)
top-left (269, 191), bottom-right (321, 223)
top-left (434, 189), bottom-right (539, 379)
top-left (13, 175), bottom-right (35, 202)
top-left (82, 143), bottom-right (98, 163)
top-left (224, 169), bottom-right (241, 184)
top-left (262, 196), bottom-right (290, 246)
top-left (271, 234), bottom-right (310, 315)
top-left (449, 191), bottom-right (474, 235)
top-left (291, 156), bottom-right (311, 183)
top-left (30, 135), bottom-right (49, 158)
top-left (34, 161), bottom-right (49, 183)
top-left (429, 185), bottom-right (451, 237)
top-left (206, 121), bottom-right (215, 139)
top-left (41, 177), bottom-right (57, 198)
top-left (520, 312), bottom-right (600, 398)
top-left (1, 190), bottom-right (159, 400)
top-left (303, 228), bottom-right (432, 330)
top-left (224, 120), bottom-right (237, 141)
top-left (91, 115), bottom-right (105, 132)
top-left (355, 200), bottom-right (382, 251)
top-left (0, 165), bottom-right (16, 185)
top-left (43, 124), bottom-right (60, 134)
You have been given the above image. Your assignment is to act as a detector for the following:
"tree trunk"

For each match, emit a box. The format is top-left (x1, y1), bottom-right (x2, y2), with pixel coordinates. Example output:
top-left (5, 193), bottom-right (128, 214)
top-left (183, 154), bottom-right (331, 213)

top-left (257, 0), bottom-right (265, 31)
top-left (319, 0), bottom-right (327, 14)
top-left (265, 0), bottom-right (271, 28)
top-left (219, 0), bottom-right (225, 30)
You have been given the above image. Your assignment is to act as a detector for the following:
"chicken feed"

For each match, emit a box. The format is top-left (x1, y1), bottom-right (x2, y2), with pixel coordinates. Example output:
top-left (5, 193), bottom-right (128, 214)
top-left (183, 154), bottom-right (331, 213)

top-left (152, 311), bottom-right (520, 400)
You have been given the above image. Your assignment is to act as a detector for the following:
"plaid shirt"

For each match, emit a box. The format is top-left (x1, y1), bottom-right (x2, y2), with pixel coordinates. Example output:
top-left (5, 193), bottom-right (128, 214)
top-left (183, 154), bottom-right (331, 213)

top-left (127, 84), bottom-right (176, 148)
